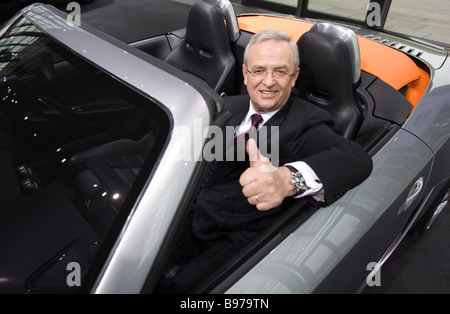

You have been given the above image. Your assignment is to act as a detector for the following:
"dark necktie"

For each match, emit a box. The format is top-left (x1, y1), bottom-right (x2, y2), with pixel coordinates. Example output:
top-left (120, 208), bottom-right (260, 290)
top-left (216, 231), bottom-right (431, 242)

top-left (234, 113), bottom-right (263, 144)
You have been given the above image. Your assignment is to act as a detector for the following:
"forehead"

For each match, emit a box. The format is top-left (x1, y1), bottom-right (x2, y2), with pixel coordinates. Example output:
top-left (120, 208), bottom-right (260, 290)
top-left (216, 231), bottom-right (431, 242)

top-left (247, 39), bottom-right (295, 68)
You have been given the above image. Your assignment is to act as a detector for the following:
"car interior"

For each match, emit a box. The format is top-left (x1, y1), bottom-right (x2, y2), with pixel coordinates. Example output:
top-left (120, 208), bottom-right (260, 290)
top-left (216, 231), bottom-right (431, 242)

top-left (0, 0), bottom-right (431, 293)
top-left (0, 17), bottom-right (170, 293)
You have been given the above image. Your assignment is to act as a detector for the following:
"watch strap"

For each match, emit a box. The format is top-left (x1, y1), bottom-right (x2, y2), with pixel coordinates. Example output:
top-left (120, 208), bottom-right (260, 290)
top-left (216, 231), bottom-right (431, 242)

top-left (285, 165), bottom-right (298, 173)
top-left (285, 165), bottom-right (308, 196)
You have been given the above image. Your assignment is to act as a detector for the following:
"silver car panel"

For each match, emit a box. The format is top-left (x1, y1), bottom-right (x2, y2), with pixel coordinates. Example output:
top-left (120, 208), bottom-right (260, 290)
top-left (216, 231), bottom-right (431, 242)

top-left (227, 128), bottom-right (434, 293)
top-left (21, 4), bottom-right (215, 294)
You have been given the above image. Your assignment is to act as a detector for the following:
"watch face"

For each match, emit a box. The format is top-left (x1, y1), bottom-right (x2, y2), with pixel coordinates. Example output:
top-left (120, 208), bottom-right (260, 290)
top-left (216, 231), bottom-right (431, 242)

top-left (293, 172), bottom-right (307, 194)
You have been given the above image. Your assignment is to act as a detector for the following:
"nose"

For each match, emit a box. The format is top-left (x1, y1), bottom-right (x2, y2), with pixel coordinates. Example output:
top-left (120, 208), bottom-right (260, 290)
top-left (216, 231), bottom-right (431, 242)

top-left (262, 72), bottom-right (276, 86)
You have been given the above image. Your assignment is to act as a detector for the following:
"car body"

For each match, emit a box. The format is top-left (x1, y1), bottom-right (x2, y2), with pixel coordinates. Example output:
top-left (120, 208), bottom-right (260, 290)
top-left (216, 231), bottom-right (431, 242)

top-left (0, 0), bottom-right (449, 294)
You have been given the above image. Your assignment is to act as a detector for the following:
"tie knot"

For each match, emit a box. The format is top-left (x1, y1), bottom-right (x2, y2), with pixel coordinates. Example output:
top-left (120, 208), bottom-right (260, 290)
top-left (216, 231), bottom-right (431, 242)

top-left (251, 114), bottom-right (263, 129)
top-left (234, 114), bottom-right (263, 145)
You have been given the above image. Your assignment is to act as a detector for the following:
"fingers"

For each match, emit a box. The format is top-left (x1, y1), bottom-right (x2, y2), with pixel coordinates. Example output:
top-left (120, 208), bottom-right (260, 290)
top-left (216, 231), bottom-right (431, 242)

top-left (249, 194), bottom-right (272, 211)
top-left (239, 165), bottom-right (256, 187)
top-left (241, 173), bottom-right (260, 199)
top-left (246, 191), bottom-right (283, 211)
top-left (240, 168), bottom-right (284, 211)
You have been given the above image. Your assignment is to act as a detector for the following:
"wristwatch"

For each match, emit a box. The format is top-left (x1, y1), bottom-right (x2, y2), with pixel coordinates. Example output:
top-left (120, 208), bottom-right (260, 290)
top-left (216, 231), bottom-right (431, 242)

top-left (285, 165), bottom-right (309, 196)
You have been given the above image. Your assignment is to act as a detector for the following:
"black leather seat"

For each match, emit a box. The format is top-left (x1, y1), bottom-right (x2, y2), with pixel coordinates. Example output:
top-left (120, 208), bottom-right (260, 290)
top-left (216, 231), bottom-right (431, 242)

top-left (295, 23), bottom-right (364, 139)
top-left (165, 1), bottom-right (236, 96)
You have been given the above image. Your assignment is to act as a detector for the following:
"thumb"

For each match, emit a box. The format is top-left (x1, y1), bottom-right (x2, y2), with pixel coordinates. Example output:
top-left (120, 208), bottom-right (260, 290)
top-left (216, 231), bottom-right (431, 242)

top-left (246, 138), bottom-right (260, 166)
top-left (247, 138), bottom-right (273, 170)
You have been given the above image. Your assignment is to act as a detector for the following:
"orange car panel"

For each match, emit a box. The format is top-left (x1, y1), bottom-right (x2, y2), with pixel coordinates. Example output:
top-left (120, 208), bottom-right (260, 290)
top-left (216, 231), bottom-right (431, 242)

top-left (237, 15), bottom-right (430, 108)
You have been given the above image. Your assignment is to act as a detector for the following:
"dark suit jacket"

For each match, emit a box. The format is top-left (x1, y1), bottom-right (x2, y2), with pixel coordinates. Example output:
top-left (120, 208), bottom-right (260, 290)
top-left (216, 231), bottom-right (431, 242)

top-left (191, 95), bottom-right (372, 245)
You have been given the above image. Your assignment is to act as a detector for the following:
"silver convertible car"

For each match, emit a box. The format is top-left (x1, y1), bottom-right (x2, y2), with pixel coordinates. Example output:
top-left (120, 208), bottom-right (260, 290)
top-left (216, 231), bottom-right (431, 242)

top-left (0, 0), bottom-right (449, 294)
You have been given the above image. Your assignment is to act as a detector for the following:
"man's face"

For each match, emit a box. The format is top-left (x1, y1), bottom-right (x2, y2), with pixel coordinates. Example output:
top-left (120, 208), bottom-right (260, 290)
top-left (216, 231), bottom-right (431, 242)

top-left (243, 39), bottom-right (299, 114)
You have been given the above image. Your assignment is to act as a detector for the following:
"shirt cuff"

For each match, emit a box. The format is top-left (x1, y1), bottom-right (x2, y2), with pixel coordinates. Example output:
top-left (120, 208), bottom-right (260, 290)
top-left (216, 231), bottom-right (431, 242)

top-left (285, 161), bottom-right (325, 202)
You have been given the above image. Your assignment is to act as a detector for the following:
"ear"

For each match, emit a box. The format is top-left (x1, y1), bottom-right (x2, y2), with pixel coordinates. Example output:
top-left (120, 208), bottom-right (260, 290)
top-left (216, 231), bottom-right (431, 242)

top-left (291, 67), bottom-right (300, 87)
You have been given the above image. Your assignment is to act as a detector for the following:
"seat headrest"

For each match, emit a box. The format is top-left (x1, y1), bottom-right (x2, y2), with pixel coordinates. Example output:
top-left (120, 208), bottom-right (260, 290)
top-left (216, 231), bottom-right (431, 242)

top-left (184, 2), bottom-right (231, 56)
top-left (204, 0), bottom-right (240, 42)
top-left (165, 1), bottom-right (236, 93)
top-left (309, 23), bottom-right (360, 84)
top-left (295, 23), bottom-right (363, 139)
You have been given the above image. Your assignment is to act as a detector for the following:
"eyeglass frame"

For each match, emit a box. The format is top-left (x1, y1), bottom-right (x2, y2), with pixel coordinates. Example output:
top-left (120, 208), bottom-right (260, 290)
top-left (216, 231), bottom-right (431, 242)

top-left (244, 65), bottom-right (298, 80)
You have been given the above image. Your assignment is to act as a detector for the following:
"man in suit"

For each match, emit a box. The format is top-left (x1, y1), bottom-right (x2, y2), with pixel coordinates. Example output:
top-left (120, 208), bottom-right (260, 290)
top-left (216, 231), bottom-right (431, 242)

top-left (157, 29), bottom-right (372, 293)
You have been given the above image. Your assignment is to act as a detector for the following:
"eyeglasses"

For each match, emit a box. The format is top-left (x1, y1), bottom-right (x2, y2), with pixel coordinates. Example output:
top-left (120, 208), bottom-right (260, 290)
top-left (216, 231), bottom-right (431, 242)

top-left (245, 67), bottom-right (296, 80)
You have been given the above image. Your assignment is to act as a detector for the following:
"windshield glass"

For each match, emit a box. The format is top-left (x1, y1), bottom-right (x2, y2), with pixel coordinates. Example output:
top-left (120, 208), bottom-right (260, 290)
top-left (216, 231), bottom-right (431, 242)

top-left (241, 0), bottom-right (450, 46)
top-left (307, 0), bottom-right (368, 22)
top-left (384, 0), bottom-right (449, 45)
top-left (0, 15), bottom-right (170, 293)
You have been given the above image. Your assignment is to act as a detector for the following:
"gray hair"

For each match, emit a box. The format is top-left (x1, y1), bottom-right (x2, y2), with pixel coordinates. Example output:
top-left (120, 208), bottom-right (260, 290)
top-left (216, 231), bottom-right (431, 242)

top-left (243, 29), bottom-right (299, 69)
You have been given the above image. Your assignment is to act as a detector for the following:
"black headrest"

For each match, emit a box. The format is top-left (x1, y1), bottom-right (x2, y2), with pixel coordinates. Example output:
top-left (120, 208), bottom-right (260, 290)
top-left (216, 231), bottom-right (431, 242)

top-left (295, 23), bottom-right (362, 138)
top-left (165, 1), bottom-right (236, 94)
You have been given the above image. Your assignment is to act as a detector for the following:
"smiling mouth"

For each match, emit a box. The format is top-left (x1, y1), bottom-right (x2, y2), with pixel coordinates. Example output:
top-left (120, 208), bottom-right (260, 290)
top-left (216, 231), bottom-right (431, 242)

top-left (260, 90), bottom-right (278, 95)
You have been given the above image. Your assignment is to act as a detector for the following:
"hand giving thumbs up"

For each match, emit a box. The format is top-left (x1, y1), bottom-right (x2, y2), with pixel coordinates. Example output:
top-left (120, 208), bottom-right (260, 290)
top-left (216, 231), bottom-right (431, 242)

top-left (239, 138), bottom-right (296, 211)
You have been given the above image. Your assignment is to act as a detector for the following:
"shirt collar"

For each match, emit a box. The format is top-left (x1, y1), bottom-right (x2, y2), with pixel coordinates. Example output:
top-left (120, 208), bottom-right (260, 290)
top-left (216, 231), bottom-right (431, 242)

top-left (244, 100), bottom-right (280, 126)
